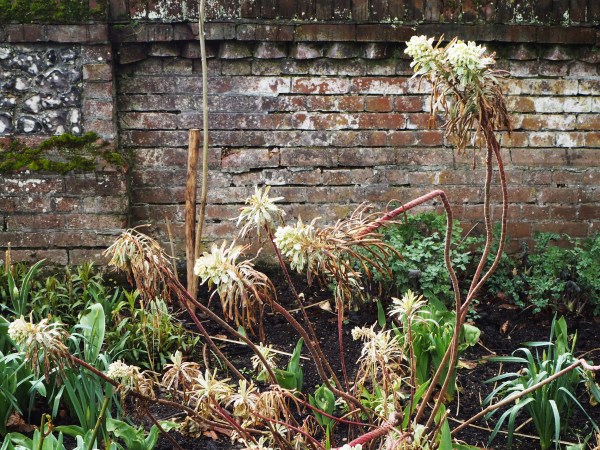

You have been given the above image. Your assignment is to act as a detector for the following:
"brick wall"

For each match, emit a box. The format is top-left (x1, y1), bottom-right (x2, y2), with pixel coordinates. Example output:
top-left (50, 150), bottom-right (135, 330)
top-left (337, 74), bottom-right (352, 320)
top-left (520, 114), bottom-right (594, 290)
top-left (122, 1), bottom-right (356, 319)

top-left (0, 26), bottom-right (128, 265)
top-left (118, 37), bottom-right (600, 255)
top-left (1, 1), bottom-right (599, 263)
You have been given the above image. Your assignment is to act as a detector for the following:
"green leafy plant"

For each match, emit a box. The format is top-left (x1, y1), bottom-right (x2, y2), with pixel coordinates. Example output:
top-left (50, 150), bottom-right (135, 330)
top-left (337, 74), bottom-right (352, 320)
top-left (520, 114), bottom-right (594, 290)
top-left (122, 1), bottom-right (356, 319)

top-left (378, 212), bottom-right (482, 305)
top-left (2, 260), bottom-right (45, 318)
top-left (487, 233), bottom-right (600, 315)
top-left (274, 338), bottom-right (304, 392)
top-left (391, 294), bottom-right (480, 401)
top-left (484, 316), bottom-right (600, 449)
top-left (49, 304), bottom-right (115, 441)
top-left (105, 418), bottom-right (160, 450)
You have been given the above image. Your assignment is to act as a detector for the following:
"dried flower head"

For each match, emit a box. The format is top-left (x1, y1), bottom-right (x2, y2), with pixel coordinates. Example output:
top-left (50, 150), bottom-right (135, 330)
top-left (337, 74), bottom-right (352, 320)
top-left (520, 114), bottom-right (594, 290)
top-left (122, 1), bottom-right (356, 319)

top-left (237, 186), bottom-right (285, 238)
top-left (194, 241), bottom-right (275, 335)
top-left (405, 35), bottom-right (510, 158)
top-left (276, 207), bottom-right (398, 312)
top-left (104, 228), bottom-right (174, 302)
top-left (106, 360), bottom-right (151, 395)
top-left (444, 40), bottom-right (495, 86)
top-left (251, 343), bottom-right (279, 376)
top-left (9, 316), bottom-right (69, 380)
top-left (226, 379), bottom-right (260, 420)
top-left (389, 290), bottom-right (428, 322)
top-left (273, 219), bottom-right (319, 273)
top-left (404, 35), bottom-right (440, 75)
top-left (161, 350), bottom-right (201, 399)
top-left (193, 369), bottom-right (233, 404)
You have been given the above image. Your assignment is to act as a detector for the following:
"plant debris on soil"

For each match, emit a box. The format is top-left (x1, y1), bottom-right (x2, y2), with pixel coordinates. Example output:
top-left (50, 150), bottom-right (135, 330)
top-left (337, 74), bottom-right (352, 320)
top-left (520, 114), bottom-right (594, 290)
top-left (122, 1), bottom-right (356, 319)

top-left (145, 268), bottom-right (600, 450)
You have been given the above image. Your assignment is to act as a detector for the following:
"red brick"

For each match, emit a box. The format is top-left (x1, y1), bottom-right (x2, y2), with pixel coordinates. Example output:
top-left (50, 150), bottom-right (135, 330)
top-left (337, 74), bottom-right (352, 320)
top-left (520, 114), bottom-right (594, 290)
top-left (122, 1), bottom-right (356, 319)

top-left (280, 148), bottom-right (337, 167)
top-left (357, 113), bottom-right (406, 130)
top-left (567, 149), bottom-right (600, 166)
top-left (579, 204), bottom-right (600, 220)
top-left (47, 25), bottom-right (88, 43)
top-left (351, 77), bottom-right (408, 94)
top-left (222, 148), bottom-right (280, 170)
top-left (121, 112), bottom-right (177, 130)
top-left (365, 97), bottom-right (393, 112)
top-left (83, 64), bottom-right (112, 81)
top-left (8, 249), bottom-right (68, 265)
top-left (338, 148), bottom-right (397, 166)
top-left (395, 96), bottom-right (425, 112)
top-left (6, 24), bottom-right (24, 42)
top-left (83, 82), bottom-right (113, 100)
top-left (7, 214), bottom-right (66, 231)
top-left (292, 77), bottom-right (350, 94)
top-left (511, 148), bottom-right (568, 166)
top-left (22, 24), bottom-right (46, 42)
top-left (88, 24), bottom-right (109, 43)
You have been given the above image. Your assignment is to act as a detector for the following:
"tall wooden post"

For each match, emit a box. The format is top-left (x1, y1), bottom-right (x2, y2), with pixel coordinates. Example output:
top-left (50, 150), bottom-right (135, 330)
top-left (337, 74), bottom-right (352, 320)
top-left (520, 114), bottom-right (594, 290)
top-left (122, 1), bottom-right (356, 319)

top-left (185, 129), bottom-right (201, 310)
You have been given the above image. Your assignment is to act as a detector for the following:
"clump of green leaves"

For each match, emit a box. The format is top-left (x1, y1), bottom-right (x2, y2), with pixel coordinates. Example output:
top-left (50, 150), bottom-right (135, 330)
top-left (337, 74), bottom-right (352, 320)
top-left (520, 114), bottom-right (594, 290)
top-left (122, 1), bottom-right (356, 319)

top-left (0, 133), bottom-right (126, 174)
top-left (487, 233), bottom-right (600, 315)
top-left (484, 316), bottom-right (600, 450)
top-left (377, 212), bottom-right (483, 305)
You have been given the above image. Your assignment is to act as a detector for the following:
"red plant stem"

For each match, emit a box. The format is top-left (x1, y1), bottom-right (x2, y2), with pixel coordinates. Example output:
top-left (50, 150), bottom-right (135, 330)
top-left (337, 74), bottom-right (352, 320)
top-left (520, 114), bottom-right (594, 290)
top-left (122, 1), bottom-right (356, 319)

top-left (210, 401), bottom-right (257, 444)
top-left (467, 144), bottom-right (494, 295)
top-left (357, 190), bottom-right (449, 237)
top-left (452, 359), bottom-right (600, 435)
top-left (143, 407), bottom-right (185, 450)
top-left (282, 391), bottom-right (374, 428)
top-left (332, 414), bottom-right (403, 449)
top-left (267, 229), bottom-right (343, 389)
top-left (180, 296), bottom-right (246, 381)
top-left (167, 273), bottom-right (278, 384)
top-left (253, 412), bottom-right (326, 450)
top-left (336, 295), bottom-right (350, 390)
top-left (68, 355), bottom-right (230, 434)
top-left (460, 124), bottom-right (509, 319)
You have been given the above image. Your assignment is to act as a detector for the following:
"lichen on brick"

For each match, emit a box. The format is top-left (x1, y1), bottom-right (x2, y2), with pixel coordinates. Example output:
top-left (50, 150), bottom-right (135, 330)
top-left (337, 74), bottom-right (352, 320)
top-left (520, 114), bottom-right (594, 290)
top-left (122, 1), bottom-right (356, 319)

top-left (0, 0), bottom-right (107, 24)
top-left (0, 132), bottom-right (127, 174)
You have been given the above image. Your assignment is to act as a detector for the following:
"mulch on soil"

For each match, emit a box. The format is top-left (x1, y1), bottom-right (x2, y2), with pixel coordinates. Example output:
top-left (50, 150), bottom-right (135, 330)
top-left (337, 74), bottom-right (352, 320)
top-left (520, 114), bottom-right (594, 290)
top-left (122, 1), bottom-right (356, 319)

top-left (150, 270), bottom-right (600, 450)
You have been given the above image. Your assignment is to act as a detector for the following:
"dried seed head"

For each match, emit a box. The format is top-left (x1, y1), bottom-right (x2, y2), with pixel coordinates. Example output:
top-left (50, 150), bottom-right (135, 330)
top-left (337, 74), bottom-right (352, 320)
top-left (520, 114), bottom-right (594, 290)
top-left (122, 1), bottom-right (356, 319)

top-left (237, 186), bottom-right (285, 238)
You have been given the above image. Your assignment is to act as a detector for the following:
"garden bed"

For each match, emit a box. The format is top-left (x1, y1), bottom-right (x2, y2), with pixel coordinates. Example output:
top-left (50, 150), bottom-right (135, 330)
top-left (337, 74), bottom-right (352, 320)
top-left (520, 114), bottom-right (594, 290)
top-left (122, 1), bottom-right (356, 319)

top-left (143, 269), bottom-right (600, 450)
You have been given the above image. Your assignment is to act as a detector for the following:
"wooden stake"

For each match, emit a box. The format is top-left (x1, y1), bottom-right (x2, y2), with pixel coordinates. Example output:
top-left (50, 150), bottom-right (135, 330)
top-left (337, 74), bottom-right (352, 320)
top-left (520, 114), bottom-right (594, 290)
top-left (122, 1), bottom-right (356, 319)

top-left (185, 128), bottom-right (201, 309)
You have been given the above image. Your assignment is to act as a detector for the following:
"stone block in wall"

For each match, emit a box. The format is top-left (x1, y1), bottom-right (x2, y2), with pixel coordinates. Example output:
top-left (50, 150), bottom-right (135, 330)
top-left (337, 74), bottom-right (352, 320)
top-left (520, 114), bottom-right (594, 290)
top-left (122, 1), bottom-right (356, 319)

top-left (0, 44), bottom-right (84, 136)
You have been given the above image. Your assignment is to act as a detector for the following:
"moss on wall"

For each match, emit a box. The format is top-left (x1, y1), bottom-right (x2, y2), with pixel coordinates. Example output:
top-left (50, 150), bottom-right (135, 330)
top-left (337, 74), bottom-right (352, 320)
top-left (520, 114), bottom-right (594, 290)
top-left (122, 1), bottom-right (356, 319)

top-left (0, 132), bottom-right (127, 174)
top-left (0, 0), bottom-right (107, 24)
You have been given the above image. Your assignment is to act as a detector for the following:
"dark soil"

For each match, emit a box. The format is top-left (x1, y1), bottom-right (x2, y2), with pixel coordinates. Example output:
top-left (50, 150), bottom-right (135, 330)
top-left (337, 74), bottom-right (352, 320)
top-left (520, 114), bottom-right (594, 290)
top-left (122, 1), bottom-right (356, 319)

top-left (113, 271), bottom-right (600, 449)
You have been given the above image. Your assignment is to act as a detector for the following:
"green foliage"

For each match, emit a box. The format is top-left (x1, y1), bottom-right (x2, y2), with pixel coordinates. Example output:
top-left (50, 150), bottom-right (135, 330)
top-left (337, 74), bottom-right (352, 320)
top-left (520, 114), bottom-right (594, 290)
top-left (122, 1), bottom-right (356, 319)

top-left (487, 233), bottom-right (600, 315)
top-left (105, 292), bottom-right (199, 372)
top-left (394, 297), bottom-right (480, 401)
top-left (484, 317), bottom-right (600, 450)
top-left (309, 384), bottom-right (335, 429)
top-left (0, 0), bottom-right (106, 24)
top-left (2, 260), bottom-right (45, 317)
top-left (106, 418), bottom-right (160, 450)
top-left (274, 338), bottom-right (304, 391)
top-left (49, 306), bottom-right (114, 441)
top-left (1, 261), bottom-right (196, 372)
top-left (378, 212), bottom-right (482, 305)
top-left (0, 133), bottom-right (126, 174)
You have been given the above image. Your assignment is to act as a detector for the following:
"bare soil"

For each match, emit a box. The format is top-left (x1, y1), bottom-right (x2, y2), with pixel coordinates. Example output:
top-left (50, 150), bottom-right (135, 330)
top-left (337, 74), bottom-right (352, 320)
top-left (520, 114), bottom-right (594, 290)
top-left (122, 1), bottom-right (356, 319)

top-left (150, 269), bottom-right (600, 450)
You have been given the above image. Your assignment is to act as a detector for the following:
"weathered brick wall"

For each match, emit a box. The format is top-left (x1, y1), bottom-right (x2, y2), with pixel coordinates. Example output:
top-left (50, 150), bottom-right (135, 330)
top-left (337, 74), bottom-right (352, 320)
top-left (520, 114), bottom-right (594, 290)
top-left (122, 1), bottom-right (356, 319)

top-left (1, 0), bottom-right (600, 263)
top-left (0, 26), bottom-right (128, 264)
top-left (117, 36), bottom-right (600, 254)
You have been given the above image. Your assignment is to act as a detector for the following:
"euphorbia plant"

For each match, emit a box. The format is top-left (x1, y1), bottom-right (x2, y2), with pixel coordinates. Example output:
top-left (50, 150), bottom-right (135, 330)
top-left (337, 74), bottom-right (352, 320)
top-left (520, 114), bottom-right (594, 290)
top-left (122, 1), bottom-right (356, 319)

top-left (7, 35), bottom-right (600, 450)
